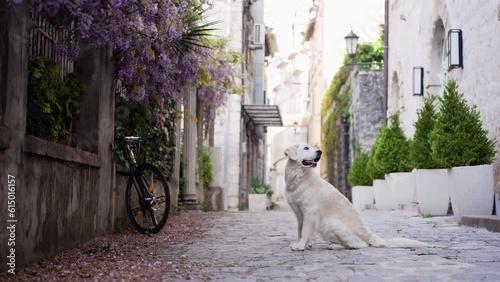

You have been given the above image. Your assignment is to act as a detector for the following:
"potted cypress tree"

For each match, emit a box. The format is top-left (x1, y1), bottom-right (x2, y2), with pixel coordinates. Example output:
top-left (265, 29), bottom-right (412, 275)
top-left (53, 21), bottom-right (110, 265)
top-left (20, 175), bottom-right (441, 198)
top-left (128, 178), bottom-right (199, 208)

top-left (372, 112), bottom-right (414, 210)
top-left (348, 149), bottom-right (374, 211)
top-left (429, 79), bottom-right (496, 221)
top-left (367, 126), bottom-right (394, 211)
top-left (410, 95), bottom-right (450, 216)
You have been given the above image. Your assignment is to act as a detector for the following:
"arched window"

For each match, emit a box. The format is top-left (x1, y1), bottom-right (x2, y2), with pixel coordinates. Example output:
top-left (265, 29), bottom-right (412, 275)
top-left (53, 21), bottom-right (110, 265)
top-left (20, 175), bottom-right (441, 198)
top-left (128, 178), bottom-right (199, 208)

top-left (428, 19), bottom-right (447, 96)
top-left (440, 33), bottom-right (449, 92)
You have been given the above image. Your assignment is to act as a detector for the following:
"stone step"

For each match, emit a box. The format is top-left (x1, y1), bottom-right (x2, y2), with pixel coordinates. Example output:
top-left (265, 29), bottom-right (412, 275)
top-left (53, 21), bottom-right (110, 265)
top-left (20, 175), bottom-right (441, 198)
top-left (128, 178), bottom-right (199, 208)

top-left (461, 215), bottom-right (500, 233)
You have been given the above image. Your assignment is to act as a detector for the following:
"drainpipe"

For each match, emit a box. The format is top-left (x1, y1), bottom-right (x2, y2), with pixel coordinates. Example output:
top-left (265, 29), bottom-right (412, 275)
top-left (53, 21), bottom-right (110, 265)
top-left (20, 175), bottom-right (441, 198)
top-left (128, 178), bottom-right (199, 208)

top-left (254, 0), bottom-right (264, 105)
top-left (341, 117), bottom-right (351, 201)
top-left (223, 98), bottom-right (230, 210)
top-left (263, 133), bottom-right (267, 183)
top-left (239, 116), bottom-right (245, 210)
top-left (383, 0), bottom-right (389, 124)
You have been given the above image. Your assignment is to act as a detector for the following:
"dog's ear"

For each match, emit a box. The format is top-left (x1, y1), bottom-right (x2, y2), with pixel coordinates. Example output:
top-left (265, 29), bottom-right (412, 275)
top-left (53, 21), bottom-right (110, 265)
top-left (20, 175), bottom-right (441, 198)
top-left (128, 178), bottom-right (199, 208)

top-left (285, 145), bottom-right (298, 161)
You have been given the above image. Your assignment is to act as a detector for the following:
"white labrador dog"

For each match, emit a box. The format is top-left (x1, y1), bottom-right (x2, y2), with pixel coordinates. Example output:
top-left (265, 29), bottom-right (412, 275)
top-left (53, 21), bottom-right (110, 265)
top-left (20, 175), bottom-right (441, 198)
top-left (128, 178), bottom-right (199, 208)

top-left (284, 143), bottom-right (428, 251)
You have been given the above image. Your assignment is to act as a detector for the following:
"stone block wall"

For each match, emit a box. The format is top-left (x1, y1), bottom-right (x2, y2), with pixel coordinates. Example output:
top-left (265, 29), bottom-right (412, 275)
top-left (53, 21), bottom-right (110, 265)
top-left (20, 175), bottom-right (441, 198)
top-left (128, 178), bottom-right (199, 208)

top-left (0, 6), bottom-right (117, 272)
top-left (349, 70), bottom-right (385, 154)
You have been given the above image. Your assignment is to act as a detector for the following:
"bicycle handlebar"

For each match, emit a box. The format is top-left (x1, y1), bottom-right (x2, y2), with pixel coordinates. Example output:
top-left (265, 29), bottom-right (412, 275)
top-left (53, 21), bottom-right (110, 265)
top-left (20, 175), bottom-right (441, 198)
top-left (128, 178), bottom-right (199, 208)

top-left (115, 127), bottom-right (158, 143)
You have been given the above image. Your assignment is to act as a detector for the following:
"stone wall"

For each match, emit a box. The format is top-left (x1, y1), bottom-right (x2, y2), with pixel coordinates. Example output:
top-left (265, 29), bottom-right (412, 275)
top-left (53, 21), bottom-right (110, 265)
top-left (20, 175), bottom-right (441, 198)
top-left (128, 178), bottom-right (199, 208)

top-left (349, 70), bottom-right (385, 154)
top-left (322, 69), bottom-right (384, 197)
top-left (0, 6), bottom-right (117, 272)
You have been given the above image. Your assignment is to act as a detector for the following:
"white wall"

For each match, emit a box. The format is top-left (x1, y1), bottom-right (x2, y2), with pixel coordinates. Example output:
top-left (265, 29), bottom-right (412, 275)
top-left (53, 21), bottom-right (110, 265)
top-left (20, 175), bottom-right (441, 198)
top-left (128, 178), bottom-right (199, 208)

top-left (210, 0), bottom-right (244, 210)
top-left (388, 0), bottom-right (500, 191)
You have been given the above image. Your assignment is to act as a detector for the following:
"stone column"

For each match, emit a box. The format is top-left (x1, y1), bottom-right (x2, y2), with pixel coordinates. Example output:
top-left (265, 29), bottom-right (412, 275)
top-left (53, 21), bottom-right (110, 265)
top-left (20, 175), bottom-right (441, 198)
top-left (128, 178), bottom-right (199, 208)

top-left (170, 101), bottom-right (182, 209)
top-left (182, 86), bottom-right (198, 208)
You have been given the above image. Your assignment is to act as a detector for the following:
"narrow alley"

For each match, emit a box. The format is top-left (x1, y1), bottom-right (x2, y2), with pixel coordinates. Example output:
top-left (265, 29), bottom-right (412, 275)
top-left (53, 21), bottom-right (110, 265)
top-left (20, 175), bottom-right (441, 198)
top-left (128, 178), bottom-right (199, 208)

top-left (164, 205), bottom-right (500, 281)
top-left (6, 204), bottom-right (500, 281)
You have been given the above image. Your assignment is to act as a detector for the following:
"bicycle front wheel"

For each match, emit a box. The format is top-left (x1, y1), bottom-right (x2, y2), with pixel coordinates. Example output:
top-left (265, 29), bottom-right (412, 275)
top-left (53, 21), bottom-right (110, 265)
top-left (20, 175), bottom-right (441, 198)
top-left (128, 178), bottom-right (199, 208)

top-left (126, 164), bottom-right (170, 234)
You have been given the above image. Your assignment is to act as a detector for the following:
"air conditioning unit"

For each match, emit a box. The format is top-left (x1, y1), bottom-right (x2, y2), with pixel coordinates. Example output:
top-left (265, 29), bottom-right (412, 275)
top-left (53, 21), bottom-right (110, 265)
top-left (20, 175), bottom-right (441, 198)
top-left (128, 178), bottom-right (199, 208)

top-left (253, 23), bottom-right (265, 45)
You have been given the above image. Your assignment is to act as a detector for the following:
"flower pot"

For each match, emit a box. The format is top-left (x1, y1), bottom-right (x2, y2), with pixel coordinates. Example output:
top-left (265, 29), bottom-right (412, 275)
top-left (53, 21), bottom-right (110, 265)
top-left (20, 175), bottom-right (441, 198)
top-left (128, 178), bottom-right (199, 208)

top-left (373, 179), bottom-right (394, 211)
top-left (352, 186), bottom-right (374, 211)
top-left (386, 172), bottom-right (416, 209)
top-left (414, 168), bottom-right (449, 216)
top-left (495, 193), bottom-right (500, 216)
top-left (448, 164), bottom-right (494, 222)
top-left (248, 194), bottom-right (268, 212)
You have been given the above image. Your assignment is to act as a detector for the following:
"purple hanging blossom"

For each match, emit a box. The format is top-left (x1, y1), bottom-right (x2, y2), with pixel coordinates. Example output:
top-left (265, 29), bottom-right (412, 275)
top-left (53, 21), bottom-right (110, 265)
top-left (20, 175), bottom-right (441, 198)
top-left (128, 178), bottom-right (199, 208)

top-left (8, 0), bottom-right (236, 121)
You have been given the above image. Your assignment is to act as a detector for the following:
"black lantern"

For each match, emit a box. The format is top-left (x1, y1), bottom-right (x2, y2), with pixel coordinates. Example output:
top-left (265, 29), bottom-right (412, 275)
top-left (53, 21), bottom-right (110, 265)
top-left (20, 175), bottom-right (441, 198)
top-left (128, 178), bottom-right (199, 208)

top-left (413, 67), bottom-right (424, 96)
top-left (344, 29), bottom-right (359, 63)
top-left (448, 29), bottom-right (463, 68)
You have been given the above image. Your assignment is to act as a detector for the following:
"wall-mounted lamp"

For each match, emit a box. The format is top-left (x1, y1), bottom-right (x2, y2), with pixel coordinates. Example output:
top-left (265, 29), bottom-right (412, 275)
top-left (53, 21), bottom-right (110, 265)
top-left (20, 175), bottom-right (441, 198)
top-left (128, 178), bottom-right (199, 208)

top-left (413, 67), bottom-right (424, 96)
top-left (448, 29), bottom-right (463, 68)
top-left (293, 121), bottom-right (299, 133)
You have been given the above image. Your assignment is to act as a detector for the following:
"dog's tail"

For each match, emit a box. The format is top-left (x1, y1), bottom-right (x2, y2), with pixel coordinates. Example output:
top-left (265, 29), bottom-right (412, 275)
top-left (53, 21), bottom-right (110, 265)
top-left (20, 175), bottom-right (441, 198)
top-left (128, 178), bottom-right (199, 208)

top-left (384, 237), bottom-right (429, 248)
top-left (368, 234), bottom-right (428, 248)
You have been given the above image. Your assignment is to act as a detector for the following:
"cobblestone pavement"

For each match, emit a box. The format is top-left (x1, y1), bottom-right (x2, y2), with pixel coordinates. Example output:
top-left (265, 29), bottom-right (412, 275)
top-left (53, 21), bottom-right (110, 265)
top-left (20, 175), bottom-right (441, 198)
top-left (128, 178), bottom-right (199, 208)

top-left (161, 203), bottom-right (500, 281)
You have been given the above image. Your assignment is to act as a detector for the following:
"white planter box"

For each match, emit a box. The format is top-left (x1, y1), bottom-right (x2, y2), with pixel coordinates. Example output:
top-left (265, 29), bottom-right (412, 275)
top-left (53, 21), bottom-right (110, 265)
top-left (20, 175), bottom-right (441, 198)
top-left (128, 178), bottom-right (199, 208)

top-left (415, 168), bottom-right (449, 216)
top-left (373, 179), bottom-right (394, 211)
top-left (496, 194), bottom-right (500, 216)
top-left (352, 186), bottom-right (374, 211)
top-left (449, 164), bottom-right (494, 222)
top-left (248, 194), bottom-right (268, 211)
top-left (386, 172), bottom-right (416, 209)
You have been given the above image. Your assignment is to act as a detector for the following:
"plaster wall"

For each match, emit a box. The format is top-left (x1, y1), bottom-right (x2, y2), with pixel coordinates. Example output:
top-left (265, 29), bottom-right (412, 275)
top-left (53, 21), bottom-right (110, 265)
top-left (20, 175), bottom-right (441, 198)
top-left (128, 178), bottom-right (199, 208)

top-left (388, 0), bottom-right (500, 192)
top-left (210, 0), bottom-right (244, 210)
top-left (307, 0), bottom-right (326, 164)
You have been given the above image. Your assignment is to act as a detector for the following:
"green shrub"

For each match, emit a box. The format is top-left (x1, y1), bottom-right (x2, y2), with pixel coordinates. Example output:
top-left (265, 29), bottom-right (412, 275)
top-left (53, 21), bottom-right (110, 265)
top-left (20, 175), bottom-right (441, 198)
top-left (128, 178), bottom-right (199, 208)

top-left (321, 66), bottom-right (350, 117)
top-left (201, 146), bottom-right (213, 187)
top-left (250, 178), bottom-right (273, 198)
top-left (348, 150), bottom-right (372, 186)
top-left (27, 56), bottom-right (86, 143)
top-left (369, 112), bottom-right (412, 176)
top-left (113, 95), bottom-right (177, 180)
top-left (429, 80), bottom-right (496, 167)
top-left (410, 95), bottom-right (439, 169)
top-left (366, 131), bottom-right (384, 180)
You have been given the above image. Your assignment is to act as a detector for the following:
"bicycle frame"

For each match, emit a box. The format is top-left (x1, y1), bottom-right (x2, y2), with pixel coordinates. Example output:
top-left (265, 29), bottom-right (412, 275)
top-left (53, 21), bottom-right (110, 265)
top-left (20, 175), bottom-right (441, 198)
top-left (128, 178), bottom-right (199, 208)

top-left (124, 139), bottom-right (155, 209)
top-left (116, 131), bottom-right (169, 233)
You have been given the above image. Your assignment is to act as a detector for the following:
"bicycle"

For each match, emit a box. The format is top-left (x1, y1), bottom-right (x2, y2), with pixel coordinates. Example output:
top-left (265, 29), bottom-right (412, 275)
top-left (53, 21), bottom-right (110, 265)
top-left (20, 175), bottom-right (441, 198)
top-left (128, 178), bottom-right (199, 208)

top-left (114, 132), bottom-right (170, 234)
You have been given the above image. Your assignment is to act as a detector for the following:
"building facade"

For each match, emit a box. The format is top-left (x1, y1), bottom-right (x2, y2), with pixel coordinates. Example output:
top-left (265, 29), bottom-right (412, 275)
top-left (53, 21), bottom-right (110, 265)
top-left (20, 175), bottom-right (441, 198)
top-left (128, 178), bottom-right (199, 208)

top-left (210, 0), bottom-right (282, 211)
top-left (387, 0), bottom-right (500, 193)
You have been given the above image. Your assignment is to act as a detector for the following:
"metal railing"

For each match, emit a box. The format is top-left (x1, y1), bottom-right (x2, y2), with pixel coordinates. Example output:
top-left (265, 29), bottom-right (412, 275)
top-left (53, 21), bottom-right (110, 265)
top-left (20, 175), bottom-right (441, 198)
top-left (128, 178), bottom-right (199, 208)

top-left (29, 14), bottom-right (74, 79)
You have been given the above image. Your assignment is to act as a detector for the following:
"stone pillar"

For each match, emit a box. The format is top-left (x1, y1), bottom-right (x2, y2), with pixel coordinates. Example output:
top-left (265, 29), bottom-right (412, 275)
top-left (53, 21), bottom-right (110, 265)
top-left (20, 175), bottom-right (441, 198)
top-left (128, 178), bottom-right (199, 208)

top-left (196, 97), bottom-right (205, 205)
top-left (182, 87), bottom-right (198, 208)
top-left (169, 101), bottom-right (182, 209)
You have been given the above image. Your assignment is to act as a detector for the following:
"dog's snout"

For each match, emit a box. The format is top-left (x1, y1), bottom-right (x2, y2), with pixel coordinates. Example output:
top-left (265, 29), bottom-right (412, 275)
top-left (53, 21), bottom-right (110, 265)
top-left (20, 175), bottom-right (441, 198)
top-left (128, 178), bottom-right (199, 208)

top-left (316, 150), bottom-right (322, 156)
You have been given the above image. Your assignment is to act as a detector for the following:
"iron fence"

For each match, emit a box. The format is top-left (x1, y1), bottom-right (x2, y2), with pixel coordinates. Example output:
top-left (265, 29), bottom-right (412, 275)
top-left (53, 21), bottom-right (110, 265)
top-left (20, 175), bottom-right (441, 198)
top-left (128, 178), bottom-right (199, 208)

top-left (29, 14), bottom-right (74, 79)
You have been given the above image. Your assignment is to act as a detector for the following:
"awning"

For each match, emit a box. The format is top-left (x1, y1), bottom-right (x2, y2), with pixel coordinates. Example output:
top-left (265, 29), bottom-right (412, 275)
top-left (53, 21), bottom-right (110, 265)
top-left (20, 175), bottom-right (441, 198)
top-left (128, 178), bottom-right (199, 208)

top-left (242, 104), bottom-right (283, 127)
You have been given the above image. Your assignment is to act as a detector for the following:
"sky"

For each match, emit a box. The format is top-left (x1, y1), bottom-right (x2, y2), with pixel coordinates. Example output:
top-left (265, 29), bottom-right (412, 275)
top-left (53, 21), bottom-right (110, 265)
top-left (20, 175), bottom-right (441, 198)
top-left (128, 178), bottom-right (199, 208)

top-left (265, 0), bottom-right (385, 77)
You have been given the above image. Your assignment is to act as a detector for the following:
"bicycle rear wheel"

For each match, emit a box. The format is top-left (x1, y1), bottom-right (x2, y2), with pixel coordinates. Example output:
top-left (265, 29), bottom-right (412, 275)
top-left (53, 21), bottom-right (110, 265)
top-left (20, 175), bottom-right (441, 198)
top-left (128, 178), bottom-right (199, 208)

top-left (126, 164), bottom-right (170, 234)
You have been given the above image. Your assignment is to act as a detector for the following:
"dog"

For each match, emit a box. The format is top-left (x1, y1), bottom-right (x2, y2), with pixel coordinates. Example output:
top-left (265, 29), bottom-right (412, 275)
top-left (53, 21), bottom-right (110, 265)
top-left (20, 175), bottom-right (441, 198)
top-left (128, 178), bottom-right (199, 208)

top-left (284, 143), bottom-right (428, 251)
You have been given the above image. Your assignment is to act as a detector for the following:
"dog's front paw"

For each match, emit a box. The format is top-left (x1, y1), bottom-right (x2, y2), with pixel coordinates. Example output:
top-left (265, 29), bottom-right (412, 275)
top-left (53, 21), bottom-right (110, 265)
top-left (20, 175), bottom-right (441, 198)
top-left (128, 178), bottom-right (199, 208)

top-left (290, 242), bottom-right (306, 251)
top-left (328, 243), bottom-right (345, 250)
